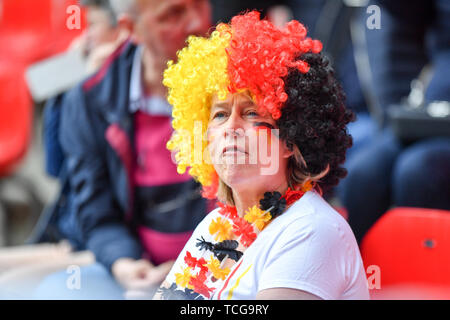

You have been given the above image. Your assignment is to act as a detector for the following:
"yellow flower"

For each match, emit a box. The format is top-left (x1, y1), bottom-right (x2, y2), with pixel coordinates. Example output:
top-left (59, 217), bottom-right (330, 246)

top-left (209, 217), bottom-right (233, 241)
top-left (244, 205), bottom-right (272, 231)
top-left (301, 180), bottom-right (314, 192)
top-left (175, 267), bottom-right (193, 289)
top-left (206, 255), bottom-right (230, 280)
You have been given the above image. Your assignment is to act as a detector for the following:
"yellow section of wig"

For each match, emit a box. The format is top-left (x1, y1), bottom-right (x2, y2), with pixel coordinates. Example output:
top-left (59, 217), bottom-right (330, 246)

top-left (164, 24), bottom-right (231, 187)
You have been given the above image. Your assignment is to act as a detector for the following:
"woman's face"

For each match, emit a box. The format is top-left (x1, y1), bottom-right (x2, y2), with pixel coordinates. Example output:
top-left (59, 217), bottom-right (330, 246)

top-left (206, 91), bottom-right (293, 191)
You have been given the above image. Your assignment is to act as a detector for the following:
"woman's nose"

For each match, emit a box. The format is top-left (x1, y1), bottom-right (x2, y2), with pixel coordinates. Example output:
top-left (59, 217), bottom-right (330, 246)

top-left (223, 112), bottom-right (244, 139)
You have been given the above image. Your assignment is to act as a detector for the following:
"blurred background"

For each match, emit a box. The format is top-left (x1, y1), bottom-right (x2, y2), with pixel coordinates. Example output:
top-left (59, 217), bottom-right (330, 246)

top-left (0, 0), bottom-right (85, 247)
top-left (0, 0), bottom-right (449, 300)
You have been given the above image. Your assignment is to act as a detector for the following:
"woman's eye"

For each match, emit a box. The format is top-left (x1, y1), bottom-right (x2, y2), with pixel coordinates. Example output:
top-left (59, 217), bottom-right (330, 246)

top-left (246, 110), bottom-right (259, 117)
top-left (213, 111), bottom-right (227, 119)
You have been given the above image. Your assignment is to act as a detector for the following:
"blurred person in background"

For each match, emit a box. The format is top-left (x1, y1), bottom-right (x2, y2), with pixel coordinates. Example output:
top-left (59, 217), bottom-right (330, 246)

top-left (30, 0), bottom-right (213, 300)
top-left (80, 0), bottom-right (124, 72)
top-left (210, 0), bottom-right (290, 24)
top-left (41, 0), bottom-right (129, 248)
top-left (337, 0), bottom-right (450, 243)
top-left (45, 0), bottom-right (128, 181)
top-left (0, 0), bottom-right (127, 299)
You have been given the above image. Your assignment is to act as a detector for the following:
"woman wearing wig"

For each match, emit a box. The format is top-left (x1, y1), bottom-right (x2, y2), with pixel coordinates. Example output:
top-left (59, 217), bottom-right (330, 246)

top-left (154, 11), bottom-right (369, 300)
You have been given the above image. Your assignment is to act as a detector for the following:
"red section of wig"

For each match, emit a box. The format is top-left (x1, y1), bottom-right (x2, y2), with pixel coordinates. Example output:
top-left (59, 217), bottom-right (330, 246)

top-left (226, 11), bottom-right (323, 120)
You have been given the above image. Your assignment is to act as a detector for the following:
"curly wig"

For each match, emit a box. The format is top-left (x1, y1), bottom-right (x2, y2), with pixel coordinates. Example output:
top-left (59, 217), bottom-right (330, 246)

top-left (279, 53), bottom-right (355, 193)
top-left (164, 10), bottom-right (354, 199)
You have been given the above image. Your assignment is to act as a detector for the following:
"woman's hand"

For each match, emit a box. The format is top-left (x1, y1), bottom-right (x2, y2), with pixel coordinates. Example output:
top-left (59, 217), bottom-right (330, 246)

top-left (112, 258), bottom-right (173, 291)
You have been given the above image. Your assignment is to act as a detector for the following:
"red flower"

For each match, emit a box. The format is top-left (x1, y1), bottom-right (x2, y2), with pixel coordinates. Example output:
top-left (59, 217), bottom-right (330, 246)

top-left (189, 275), bottom-right (215, 299)
top-left (184, 251), bottom-right (198, 268)
top-left (195, 269), bottom-right (208, 283)
top-left (185, 252), bottom-right (210, 276)
top-left (184, 251), bottom-right (208, 279)
top-left (232, 217), bottom-right (257, 247)
top-left (240, 231), bottom-right (257, 247)
top-left (232, 217), bottom-right (250, 235)
top-left (282, 188), bottom-right (305, 206)
top-left (218, 202), bottom-right (238, 219)
top-left (197, 257), bottom-right (209, 274)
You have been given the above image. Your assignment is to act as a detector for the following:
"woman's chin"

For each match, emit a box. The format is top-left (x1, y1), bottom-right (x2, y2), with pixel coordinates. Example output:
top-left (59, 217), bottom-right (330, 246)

top-left (218, 165), bottom-right (261, 188)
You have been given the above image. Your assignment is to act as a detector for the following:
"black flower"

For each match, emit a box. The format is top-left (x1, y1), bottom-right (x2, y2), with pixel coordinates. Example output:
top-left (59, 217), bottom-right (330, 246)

top-left (259, 191), bottom-right (287, 218)
top-left (196, 238), bottom-right (243, 262)
top-left (158, 283), bottom-right (205, 300)
top-left (213, 240), bottom-right (243, 262)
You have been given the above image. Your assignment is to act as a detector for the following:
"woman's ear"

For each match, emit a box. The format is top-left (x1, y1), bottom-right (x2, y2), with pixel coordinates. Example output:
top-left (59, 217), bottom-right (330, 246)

top-left (281, 141), bottom-right (295, 159)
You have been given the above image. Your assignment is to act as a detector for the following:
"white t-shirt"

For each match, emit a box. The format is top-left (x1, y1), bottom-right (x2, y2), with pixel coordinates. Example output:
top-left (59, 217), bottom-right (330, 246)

top-left (164, 190), bottom-right (370, 300)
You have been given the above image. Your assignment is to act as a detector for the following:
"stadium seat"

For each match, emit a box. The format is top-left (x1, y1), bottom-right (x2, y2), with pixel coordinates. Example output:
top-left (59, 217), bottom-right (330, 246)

top-left (49, 0), bottom-right (87, 55)
top-left (0, 62), bottom-right (32, 176)
top-left (361, 207), bottom-right (450, 299)
top-left (0, 0), bottom-right (85, 65)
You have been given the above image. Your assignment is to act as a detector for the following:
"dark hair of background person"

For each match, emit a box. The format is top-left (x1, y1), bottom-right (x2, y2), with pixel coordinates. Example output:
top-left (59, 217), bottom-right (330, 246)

top-left (79, 0), bottom-right (117, 26)
top-left (278, 52), bottom-right (355, 193)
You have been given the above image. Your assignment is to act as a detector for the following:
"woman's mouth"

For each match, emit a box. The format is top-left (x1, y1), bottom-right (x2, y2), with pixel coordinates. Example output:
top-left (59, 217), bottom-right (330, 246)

top-left (222, 145), bottom-right (248, 156)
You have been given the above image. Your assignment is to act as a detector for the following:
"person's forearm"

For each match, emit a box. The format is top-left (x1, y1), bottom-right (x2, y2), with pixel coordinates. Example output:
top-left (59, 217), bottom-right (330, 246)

top-left (85, 223), bottom-right (144, 272)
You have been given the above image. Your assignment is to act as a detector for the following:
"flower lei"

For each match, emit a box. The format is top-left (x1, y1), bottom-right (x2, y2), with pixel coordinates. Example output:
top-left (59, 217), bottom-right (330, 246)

top-left (158, 182), bottom-right (314, 300)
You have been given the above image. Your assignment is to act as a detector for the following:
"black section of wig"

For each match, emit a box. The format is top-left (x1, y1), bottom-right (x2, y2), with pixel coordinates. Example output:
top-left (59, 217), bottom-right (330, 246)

top-left (277, 52), bottom-right (355, 192)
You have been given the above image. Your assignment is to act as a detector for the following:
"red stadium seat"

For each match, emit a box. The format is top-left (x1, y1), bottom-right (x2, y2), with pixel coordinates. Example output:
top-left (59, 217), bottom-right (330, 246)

top-left (0, 0), bottom-right (52, 31)
top-left (361, 207), bottom-right (450, 299)
top-left (0, 0), bottom-right (85, 65)
top-left (0, 62), bottom-right (32, 176)
top-left (0, 0), bottom-right (84, 174)
top-left (48, 0), bottom-right (87, 55)
top-left (0, 0), bottom-right (53, 63)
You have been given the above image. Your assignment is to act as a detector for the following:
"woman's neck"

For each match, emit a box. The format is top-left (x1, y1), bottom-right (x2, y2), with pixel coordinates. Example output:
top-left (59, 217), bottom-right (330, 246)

top-left (231, 180), bottom-right (289, 218)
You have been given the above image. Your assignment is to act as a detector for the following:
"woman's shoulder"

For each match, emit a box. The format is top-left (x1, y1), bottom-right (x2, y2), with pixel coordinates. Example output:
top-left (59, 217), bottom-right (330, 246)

top-left (274, 191), bottom-right (357, 247)
top-left (256, 192), bottom-right (368, 300)
top-left (189, 206), bottom-right (223, 237)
